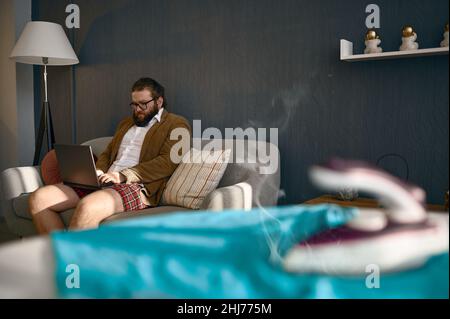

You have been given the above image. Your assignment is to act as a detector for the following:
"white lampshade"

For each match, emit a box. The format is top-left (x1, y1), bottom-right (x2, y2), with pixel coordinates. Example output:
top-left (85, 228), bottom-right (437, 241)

top-left (10, 21), bottom-right (79, 66)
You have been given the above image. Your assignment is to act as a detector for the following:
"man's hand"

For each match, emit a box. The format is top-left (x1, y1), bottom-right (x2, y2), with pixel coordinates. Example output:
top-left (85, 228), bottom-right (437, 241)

top-left (96, 169), bottom-right (104, 177)
top-left (98, 172), bottom-right (125, 185)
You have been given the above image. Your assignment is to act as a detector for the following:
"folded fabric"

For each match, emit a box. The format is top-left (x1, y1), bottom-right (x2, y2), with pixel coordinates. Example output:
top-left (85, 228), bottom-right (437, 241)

top-left (50, 205), bottom-right (449, 299)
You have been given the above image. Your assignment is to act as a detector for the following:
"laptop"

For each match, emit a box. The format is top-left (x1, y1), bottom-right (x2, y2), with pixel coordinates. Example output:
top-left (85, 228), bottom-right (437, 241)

top-left (54, 144), bottom-right (113, 189)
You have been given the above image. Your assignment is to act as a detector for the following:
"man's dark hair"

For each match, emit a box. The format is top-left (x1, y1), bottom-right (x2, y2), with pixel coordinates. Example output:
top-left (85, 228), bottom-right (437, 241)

top-left (131, 77), bottom-right (167, 108)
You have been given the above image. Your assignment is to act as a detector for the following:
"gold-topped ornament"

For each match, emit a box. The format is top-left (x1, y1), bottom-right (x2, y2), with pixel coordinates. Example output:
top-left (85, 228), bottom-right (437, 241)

top-left (441, 23), bottom-right (449, 47)
top-left (365, 29), bottom-right (380, 41)
top-left (364, 29), bottom-right (382, 54)
top-left (402, 26), bottom-right (416, 37)
top-left (400, 25), bottom-right (419, 51)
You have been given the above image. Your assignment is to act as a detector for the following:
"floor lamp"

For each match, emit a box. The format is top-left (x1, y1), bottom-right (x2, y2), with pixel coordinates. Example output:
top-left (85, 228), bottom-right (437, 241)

top-left (10, 21), bottom-right (79, 165)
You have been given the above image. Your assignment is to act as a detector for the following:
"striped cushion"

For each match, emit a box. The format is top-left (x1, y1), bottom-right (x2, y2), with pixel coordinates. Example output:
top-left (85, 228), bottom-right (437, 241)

top-left (162, 148), bottom-right (231, 209)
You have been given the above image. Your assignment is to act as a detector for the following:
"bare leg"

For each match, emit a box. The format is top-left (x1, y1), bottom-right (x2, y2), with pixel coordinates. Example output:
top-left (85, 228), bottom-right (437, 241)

top-left (69, 188), bottom-right (124, 230)
top-left (29, 184), bottom-right (80, 235)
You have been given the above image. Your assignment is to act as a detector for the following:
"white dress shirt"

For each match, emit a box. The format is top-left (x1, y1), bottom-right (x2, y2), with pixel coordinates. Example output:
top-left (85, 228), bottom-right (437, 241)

top-left (108, 108), bottom-right (164, 173)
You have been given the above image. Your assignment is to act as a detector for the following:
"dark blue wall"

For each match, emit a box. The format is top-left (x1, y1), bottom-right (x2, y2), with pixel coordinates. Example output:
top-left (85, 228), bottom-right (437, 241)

top-left (34, 0), bottom-right (449, 205)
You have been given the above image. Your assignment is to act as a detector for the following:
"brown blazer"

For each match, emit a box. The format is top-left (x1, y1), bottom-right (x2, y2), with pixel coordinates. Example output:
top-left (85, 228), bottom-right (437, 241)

top-left (95, 109), bottom-right (191, 207)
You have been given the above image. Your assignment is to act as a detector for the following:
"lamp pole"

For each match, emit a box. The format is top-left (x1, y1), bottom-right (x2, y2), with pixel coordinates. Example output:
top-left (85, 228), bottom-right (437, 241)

top-left (33, 57), bottom-right (55, 165)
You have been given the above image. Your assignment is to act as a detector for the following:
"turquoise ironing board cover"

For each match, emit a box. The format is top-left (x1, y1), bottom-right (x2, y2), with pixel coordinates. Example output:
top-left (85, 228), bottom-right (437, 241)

top-left (50, 204), bottom-right (449, 299)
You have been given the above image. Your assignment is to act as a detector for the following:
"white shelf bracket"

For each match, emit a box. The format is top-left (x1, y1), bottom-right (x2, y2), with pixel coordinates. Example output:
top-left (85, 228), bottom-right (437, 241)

top-left (340, 39), bottom-right (354, 60)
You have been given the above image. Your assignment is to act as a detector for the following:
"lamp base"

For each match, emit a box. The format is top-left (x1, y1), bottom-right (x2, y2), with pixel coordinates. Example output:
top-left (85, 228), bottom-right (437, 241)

top-left (33, 101), bottom-right (55, 165)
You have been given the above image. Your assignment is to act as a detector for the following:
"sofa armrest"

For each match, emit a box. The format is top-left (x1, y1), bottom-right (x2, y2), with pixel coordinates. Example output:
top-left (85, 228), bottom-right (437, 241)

top-left (0, 166), bottom-right (43, 201)
top-left (0, 167), bottom-right (43, 235)
top-left (200, 182), bottom-right (253, 211)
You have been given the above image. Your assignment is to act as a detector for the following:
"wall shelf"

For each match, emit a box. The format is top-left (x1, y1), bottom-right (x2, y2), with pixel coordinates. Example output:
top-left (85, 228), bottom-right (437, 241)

top-left (340, 39), bottom-right (449, 62)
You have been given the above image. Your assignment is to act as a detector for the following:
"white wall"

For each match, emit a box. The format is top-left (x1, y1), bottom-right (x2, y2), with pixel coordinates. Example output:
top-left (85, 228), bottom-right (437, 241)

top-left (0, 0), bottom-right (18, 172)
top-left (14, 0), bottom-right (35, 168)
top-left (0, 0), bottom-right (34, 172)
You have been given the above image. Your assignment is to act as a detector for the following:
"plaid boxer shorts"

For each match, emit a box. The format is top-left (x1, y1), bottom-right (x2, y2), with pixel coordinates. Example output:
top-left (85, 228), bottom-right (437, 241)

top-left (72, 183), bottom-right (149, 211)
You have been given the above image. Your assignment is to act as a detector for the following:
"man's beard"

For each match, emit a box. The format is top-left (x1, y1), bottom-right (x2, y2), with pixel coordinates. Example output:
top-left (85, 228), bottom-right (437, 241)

top-left (133, 108), bottom-right (159, 127)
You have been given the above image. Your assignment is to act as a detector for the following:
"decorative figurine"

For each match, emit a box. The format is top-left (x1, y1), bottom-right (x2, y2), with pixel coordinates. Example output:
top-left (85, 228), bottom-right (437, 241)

top-left (441, 23), bottom-right (449, 47)
top-left (337, 187), bottom-right (359, 201)
top-left (399, 26), bottom-right (419, 51)
top-left (364, 29), bottom-right (383, 54)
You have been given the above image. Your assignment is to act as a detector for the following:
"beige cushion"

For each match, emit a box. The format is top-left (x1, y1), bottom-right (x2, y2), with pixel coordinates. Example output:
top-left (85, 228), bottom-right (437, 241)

top-left (161, 148), bottom-right (231, 209)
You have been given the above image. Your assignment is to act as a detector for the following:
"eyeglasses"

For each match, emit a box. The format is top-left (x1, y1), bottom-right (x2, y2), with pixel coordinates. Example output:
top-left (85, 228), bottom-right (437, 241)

top-left (129, 98), bottom-right (155, 111)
